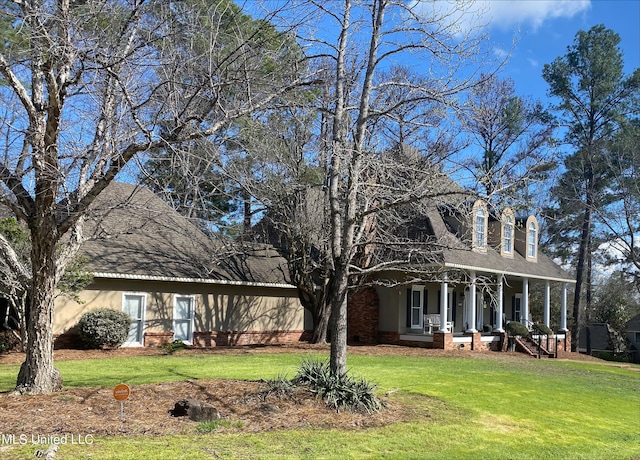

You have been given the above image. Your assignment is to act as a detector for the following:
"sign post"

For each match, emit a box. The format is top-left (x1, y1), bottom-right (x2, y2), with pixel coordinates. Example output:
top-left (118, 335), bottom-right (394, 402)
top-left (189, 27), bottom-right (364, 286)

top-left (113, 383), bottom-right (131, 421)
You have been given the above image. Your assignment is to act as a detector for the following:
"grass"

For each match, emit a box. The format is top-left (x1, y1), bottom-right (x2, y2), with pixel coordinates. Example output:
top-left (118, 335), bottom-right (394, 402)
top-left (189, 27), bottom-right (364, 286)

top-left (1, 352), bottom-right (639, 459)
top-left (195, 420), bottom-right (244, 433)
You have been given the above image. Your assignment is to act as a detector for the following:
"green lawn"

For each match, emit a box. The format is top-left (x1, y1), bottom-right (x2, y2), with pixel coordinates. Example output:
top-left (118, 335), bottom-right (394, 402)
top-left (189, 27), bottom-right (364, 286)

top-left (1, 351), bottom-right (638, 459)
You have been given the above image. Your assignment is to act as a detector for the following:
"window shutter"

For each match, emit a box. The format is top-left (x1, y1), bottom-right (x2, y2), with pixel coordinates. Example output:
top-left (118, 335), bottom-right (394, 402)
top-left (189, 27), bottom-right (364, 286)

top-left (437, 291), bottom-right (441, 314)
top-left (406, 289), bottom-right (412, 327)
top-left (423, 289), bottom-right (428, 315)
top-left (511, 296), bottom-right (516, 321)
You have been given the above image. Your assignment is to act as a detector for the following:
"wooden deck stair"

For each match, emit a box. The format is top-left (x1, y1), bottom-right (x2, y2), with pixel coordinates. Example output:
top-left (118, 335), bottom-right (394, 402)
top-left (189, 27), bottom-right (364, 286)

top-left (515, 337), bottom-right (557, 359)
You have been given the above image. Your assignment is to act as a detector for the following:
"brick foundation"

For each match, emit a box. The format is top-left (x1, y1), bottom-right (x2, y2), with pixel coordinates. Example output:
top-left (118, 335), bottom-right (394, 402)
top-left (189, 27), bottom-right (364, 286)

top-left (433, 331), bottom-right (453, 350)
top-left (193, 330), bottom-right (307, 347)
top-left (144, 331), bottom-right (174, 347)
top-left (556, 332), bottom-right (571, 352)
top-left (378, 331), bottom-right (400, 345)
top-left (348, 287), bottom-right (380, 344)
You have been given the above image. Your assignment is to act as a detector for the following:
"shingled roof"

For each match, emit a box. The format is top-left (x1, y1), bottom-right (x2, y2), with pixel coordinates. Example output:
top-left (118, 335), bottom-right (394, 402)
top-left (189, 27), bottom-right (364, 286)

top-left (81, 182), bottom-right (292, 286)
top-left (426, 206), bottom-right (573, 282)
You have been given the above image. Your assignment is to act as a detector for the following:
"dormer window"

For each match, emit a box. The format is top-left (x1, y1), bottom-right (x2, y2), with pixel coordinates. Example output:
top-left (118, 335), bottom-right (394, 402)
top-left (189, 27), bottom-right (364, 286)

top-left (526, 216), bottom-right (538, 261)
top-left (501, 209), bottom-right (514, 257)
top-left (472, 200), bottom-right (488, 252)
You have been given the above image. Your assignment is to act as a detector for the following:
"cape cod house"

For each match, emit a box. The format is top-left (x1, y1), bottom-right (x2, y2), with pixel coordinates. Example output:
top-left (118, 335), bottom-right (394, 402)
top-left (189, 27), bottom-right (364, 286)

top-left (347, 200), bottom-right (576, 353)
top-left (51, 182), bottom-right (574, 354)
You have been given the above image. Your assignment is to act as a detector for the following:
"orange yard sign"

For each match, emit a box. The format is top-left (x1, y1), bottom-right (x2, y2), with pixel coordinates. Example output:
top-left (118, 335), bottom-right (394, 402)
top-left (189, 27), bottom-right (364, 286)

top-left (113, 383), bottom-right (130, 401)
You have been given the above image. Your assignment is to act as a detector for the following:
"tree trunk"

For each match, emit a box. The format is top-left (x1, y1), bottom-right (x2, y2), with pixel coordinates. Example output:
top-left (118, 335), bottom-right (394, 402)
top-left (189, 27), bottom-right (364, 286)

top-left (311, 300), bottom-right (331, 344)
top-left (329, 267), bottom-right (348, 377)
top-left (586, 237), bottom-right (593, 355)
top-left (571, 171), bottom-right (593, 352)
top-left (15, 227), bottom-right (62, 394)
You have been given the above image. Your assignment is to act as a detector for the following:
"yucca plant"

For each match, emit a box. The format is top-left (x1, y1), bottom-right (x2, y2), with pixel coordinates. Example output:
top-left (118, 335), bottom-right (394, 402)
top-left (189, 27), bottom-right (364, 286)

top-left (293, 357), bottom-right (382, 413)
top-left (260, 374), bottom-right (295, 399)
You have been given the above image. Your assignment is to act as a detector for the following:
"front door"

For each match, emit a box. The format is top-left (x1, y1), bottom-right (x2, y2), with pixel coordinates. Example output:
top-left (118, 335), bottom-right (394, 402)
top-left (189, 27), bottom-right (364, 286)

top-left (123, 293), bottom-right (145, 346)
top-left (513, 294), bottom-right (522, 323)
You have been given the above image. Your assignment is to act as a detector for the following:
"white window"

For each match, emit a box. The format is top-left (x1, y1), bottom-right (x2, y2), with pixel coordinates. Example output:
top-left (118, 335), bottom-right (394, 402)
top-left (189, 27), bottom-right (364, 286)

top-left (503, 215), bottom-right (513, 254)
top-left (410, 286), bottom-right (424, 329)
top-left (173, 295), bottom-right (195, 344)
top-left (122, 293), bottom-right (146, 347)
top-left (475, 207), bottom-right (486, 249)
top-left (527, 221), bottom-right (537, 258)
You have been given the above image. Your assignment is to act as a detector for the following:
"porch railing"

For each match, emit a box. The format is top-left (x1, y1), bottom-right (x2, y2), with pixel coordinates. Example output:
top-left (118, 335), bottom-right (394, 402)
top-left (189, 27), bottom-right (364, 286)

top-left (529, 332), bottom-right (558, 358)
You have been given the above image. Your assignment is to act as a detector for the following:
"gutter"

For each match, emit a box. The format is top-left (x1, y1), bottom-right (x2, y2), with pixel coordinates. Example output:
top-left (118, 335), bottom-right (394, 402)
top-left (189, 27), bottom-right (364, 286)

top-left (443, 263), bottom-right (576, 284)
top-left (91, 272), bottom-right (297, 289)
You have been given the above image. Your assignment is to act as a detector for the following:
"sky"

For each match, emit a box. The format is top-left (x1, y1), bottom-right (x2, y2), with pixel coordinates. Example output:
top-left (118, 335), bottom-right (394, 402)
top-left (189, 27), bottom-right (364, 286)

top-left (461, 0), bottom-right (640, 102)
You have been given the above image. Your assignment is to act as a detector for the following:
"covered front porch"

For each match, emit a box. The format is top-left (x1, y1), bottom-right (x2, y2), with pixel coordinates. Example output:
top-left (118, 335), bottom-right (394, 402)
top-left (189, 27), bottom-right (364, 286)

top-left (373, 269), bottom-right (573, 352)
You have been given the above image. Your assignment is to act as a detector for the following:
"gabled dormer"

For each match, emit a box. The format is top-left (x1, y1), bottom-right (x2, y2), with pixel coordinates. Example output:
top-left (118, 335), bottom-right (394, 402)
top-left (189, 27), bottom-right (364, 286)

top-left (472, 200), bottom-right (488, 253)
top-left (514, 215), bottom-right (539, 262)
top-left (500, 208), bottom-right (515, 258)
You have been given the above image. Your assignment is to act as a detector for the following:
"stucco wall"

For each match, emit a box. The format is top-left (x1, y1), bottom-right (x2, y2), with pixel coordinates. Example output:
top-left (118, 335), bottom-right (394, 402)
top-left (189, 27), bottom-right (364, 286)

top-left (54, 278), bottom-right (305, 338)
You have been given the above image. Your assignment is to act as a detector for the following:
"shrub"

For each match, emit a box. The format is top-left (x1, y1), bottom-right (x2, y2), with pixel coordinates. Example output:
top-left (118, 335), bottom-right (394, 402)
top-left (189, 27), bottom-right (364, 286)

top-left (293, 357), bottom-right (382, 413)
top-left (77, 308), bottom-right (131, 349)
top-left (159, 339), bottom-right (189, 354)
top-left (505, 321), bottom-right (529, 337)
top-left (0, 331), bottom-right (20, 354)
top-left (533, 323), bottom-right (553, 336)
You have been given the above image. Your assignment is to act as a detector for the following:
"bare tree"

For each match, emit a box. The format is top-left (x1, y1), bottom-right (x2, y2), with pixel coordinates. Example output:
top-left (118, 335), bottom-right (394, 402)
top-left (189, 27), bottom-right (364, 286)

top-left (229, 105), bottom-right (334, 343)
top-left (275, 0), bottom-right (493, 376)
top-left (597, 123), bottom-right (640, 285)
top-left (459, 73), bottom-right (556, 211)
top-left (0, 0), bottom-right (311, 394)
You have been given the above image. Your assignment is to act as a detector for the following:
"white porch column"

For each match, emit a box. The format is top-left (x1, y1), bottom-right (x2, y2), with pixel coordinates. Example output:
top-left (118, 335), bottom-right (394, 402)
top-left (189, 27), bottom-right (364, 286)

top-left (560, 282), bottom-right (568, 331)
top-left (496, 275), bottom-right (504, 332)
top-left (544, 280), bottom-right (551, 327)
top-left (522, 278), bottom-right (529, 327)
top-left (440, 273), bottom-right (448, 332)
top-left (467, 271), bottom-right (477, 332)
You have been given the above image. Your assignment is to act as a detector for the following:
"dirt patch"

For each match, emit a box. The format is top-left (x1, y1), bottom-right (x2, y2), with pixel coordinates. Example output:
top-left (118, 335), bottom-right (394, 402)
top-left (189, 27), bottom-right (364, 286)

top-left (0, 344), bottom-right (605, 438)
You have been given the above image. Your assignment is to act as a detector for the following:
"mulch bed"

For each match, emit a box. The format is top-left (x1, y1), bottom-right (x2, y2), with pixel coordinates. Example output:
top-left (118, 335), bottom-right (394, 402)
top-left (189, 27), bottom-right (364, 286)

top-left (0, 344), bottom-right (606, 438)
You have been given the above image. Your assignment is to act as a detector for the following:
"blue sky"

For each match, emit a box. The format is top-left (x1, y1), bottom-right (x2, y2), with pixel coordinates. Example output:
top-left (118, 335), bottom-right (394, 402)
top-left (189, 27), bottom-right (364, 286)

top-left (466, 0), bottom-right (640, 102)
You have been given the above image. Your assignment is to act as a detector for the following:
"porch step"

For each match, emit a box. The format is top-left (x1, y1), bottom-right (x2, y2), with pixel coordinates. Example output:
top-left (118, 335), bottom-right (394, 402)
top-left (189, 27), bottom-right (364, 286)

top-left (515, 337), bottom-right (556, 359)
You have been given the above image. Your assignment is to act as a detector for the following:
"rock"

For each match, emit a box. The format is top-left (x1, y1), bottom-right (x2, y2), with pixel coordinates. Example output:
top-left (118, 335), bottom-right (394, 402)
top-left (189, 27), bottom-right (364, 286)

top-left (169, 399), bottom-right (221, 422)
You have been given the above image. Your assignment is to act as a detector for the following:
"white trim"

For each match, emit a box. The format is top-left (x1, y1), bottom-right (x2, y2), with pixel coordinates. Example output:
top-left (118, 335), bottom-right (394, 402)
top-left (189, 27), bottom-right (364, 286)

top-left (173, 294), bottom-right (195, 345)
top-left (410, 285), bottom-right (425, 329)
top-left (122, 292), bottom-right (146, 347)
top-left (399, 334), bottom-right (434, 343)
top-left (93, 272), bottom-right (297, 289)
top-left (442, 263), bottom-right (575, 284)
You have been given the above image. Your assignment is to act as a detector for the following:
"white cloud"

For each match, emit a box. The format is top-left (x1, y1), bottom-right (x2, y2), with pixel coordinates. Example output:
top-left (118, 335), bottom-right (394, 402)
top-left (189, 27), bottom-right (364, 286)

top-left (413, 0), bottom-right (591, 34)
top-left (484, 0), bottom-right (591, 31)
top-left (494, 47), bottom-right (508, 58)
top-left (527, 57), bottom-right (539, 68)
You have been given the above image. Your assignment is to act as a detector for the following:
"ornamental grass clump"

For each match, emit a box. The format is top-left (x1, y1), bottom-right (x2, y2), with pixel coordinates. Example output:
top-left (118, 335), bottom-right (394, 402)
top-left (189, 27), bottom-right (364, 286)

top-left (293, 357), bottom-right (382, 413)
top-left (77, 308), bottom-right (131, 349)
